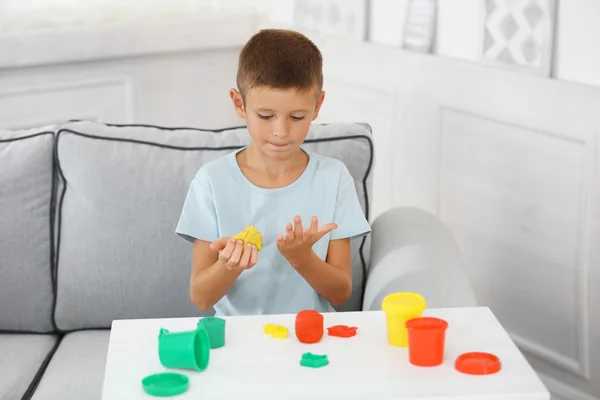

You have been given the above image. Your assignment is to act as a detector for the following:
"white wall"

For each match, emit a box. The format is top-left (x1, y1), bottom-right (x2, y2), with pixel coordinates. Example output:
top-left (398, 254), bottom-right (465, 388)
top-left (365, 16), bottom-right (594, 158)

top-left (254, 0), bottom-right (600, 88)
top-left (367, 0), bottom-right (409, 46)
top-left (0, 13), bottom-right (254, 129)
top-left (435, 0), bottom-right (600, 88)
top-left (4, 0), bottom-right (597, 87)
top-left (553, 0), bottom-right (600, 87)
top-left (434, 0), bottom-right (482, 61)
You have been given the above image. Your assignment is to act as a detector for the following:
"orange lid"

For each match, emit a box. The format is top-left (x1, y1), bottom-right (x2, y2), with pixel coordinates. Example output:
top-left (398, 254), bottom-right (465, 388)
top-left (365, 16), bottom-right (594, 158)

top-left (455, 352), bottom-right (501, 375)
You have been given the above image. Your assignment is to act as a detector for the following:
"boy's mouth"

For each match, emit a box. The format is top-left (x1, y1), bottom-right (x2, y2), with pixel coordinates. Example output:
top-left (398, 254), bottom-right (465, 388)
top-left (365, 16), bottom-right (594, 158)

top-left (268, 142), bottom-right (290, 149)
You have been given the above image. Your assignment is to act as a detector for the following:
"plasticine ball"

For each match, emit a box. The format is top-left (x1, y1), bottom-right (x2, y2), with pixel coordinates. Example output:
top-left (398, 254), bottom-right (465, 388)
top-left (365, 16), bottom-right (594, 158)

top-left (232, 226), bottom-right (263, 251)
top-left (295, 310), bottom-right (324, 344)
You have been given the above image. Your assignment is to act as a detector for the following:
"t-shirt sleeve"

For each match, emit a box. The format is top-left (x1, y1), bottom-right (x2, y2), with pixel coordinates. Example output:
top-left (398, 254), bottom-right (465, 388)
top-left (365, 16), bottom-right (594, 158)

top-left (330, 165), bottom-right (372, 240)
top-left (175, 168), bottom-right (219, 243)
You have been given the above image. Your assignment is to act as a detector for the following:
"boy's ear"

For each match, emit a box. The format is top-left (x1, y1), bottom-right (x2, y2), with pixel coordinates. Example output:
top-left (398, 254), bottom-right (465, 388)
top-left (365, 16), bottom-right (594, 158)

top-left (229, 88), bottom-right (246, 119)
top-left (312, 90), bottom-right (326, 121)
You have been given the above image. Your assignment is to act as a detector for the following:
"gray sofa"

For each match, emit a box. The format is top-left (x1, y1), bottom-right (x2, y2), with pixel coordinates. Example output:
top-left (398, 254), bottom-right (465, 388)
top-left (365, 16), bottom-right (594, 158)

top-left (0, 121), bottom-right (477, 400)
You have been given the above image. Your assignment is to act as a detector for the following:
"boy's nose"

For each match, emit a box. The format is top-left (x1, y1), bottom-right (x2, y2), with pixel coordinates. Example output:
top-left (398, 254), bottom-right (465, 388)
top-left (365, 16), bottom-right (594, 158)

top-left (273, 121), bottom-right (291, 139)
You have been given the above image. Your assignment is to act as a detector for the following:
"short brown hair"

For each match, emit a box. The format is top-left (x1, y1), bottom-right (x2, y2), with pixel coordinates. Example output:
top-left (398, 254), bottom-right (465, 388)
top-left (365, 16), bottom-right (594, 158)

top-left (236, 29), bottom-right (323, 100)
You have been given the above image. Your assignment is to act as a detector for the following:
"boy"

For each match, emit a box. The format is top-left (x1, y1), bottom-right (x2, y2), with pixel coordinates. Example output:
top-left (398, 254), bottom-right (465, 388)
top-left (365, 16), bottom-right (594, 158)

top-left (176, 29), bottom-right (371, 316)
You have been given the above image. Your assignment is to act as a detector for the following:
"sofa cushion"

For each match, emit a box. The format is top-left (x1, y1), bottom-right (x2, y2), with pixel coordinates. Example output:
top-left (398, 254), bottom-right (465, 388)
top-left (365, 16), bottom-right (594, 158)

top-left (0, 128), bottom-right (56, 332)
top-left (30, 330), bottom-right (109, 400)
top-left (0, 333), bottom-right (58, 400)
top-left (54, 121), bottom-right (373, 330)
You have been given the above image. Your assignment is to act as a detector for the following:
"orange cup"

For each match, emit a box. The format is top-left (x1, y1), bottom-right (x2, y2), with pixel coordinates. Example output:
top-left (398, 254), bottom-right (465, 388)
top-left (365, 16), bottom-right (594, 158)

top-left (406, 317), bottom-right (448, 367)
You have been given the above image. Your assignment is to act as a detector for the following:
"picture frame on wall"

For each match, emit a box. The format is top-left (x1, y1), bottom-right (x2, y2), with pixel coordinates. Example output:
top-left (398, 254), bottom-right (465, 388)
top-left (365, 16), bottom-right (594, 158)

top-left (481, 0), bottom-right (557, 77)
top-left (293, 0), bottom-right (369, 40)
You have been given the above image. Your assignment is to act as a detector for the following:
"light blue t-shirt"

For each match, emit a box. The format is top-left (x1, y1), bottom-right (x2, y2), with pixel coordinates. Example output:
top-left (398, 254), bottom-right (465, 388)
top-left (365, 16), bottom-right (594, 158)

top-left (176, 147), bottom-right (371, 316)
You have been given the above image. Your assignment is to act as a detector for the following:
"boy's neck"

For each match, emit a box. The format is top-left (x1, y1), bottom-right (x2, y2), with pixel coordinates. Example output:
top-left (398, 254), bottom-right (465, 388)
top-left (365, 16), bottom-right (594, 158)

top-left (240, 144), bottom-right (308, 180)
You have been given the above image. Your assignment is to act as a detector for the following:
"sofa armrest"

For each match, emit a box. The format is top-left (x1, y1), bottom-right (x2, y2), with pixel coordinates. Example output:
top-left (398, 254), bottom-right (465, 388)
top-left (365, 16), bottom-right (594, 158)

top-left (362, 207), bottom-right (478, 311)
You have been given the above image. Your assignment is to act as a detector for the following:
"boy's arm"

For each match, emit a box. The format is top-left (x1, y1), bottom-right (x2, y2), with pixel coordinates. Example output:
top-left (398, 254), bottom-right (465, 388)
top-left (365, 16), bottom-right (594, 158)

top-left (291, 238), bottom-right (352, 306)
top-left (189, 238), bottom-right (255, 311)
top-left (277, 216), bottom-right (353, 306)
top-left (284, 231), bottom-right (352, 307)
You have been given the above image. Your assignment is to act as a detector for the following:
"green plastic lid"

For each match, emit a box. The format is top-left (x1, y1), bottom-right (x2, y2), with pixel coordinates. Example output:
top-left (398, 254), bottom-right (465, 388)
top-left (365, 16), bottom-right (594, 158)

top-left (141, 372), bottom-right (189, 397)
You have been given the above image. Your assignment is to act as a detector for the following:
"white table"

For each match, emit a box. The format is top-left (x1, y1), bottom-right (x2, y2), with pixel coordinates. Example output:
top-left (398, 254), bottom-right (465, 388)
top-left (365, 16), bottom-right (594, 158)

top-left (101, 307), bottom-right (549, 399)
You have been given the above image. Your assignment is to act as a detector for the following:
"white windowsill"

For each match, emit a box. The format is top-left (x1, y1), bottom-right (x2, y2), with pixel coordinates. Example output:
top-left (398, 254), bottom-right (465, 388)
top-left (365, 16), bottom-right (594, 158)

top-left (0, 11), bottom-right (258, 69)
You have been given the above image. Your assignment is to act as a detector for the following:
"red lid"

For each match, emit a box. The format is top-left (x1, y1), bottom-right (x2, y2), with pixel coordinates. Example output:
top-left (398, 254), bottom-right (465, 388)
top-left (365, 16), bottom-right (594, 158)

top-left (455, 352), bottom-right (501, 375)
top-left (327, 325), bottom-right (358, 338)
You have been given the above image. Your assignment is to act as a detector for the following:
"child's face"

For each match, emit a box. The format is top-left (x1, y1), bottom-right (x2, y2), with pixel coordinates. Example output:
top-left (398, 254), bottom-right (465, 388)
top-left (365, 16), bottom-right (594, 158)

top-left (230, 86), bottom-right (325, 159)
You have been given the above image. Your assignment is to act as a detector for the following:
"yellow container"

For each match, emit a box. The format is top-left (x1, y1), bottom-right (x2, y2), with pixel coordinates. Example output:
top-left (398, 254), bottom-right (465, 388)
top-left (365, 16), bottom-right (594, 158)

top-left (381, 292), bottom-right (427, 347)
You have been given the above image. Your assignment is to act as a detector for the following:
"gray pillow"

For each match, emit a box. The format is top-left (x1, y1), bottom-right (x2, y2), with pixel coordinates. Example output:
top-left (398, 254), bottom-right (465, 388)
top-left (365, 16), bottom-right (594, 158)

top-left (53, 121), bottom-right (373, 330)
top-left (0, 128), bottom-right (56, 332)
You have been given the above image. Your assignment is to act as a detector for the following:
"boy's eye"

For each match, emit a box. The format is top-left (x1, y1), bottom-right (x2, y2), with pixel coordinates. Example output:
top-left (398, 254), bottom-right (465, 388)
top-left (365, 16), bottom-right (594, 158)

top-left (291, 116), bottom-right (305, 121)
top-left (258, 114), bottom-right (273, 120)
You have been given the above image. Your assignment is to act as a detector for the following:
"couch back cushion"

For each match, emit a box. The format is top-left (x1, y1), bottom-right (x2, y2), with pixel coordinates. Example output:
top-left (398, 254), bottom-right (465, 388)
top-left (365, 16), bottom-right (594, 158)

top-left (54, 121), bottom-right (373, 330)
top-left (0, 128), bottom-right (56, 332)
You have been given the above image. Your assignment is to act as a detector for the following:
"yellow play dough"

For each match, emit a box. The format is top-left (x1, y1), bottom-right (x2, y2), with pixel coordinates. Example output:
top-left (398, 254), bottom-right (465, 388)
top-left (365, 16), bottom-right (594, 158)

top-left (232, 225), bottom-right (263, 251)
top-left (263, 324), bottom-right (288, 339)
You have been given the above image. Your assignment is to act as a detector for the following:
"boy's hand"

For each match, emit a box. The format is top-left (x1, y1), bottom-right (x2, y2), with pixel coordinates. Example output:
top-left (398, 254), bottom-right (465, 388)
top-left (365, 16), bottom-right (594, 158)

top-left (210, 237), bottom-right (258, 272)
top-left (276, 216), bottom-right (337, 268)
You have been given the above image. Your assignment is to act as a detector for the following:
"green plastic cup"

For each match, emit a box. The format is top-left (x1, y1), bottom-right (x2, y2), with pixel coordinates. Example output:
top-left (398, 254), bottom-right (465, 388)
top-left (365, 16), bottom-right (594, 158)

top-left (157, 327), bottom-right (210, 371)
top-left (197, 317), bottom-right (226, 349)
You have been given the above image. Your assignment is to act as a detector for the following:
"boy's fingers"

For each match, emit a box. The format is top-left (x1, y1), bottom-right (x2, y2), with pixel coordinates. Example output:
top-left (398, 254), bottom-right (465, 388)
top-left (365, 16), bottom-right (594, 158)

top-left (211, 237), bottom-right (230, 251)
top-left (310, 216), bottom-right (318, 235)
top-left (249, 245), bottom-right (258, 266)
top-left (285, 223), bottom-right (295, 242)
top-left (239, 243), bottom-right (252, 269)
top-left (227, 240), bottom-right (244, 267)
top-left (305, 216), bottom-right (318, 243)
top-left (315, 223), bottom-right (338, 241)
top-left (319, 223), bottom-right (338, 233)
top-left (276, 235), bottom-right (286, 247)
top-left (218, 239), bottom-right (236, 261)
top-left (293, 216), bottom-right (303, 239)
